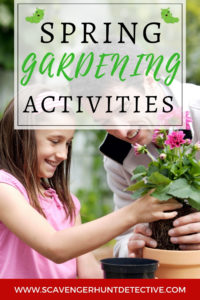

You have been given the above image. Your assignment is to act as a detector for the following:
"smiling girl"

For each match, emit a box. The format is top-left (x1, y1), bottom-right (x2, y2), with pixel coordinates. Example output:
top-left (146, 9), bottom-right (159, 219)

top-left (0, 98), bottom-right (182, 278)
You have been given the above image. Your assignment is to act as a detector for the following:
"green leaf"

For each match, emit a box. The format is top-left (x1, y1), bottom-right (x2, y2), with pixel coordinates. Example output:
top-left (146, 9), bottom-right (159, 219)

top-left (147, 163), bottom-right (159, 176)
top-left (189, 186), bottom-right (200, 202)
top-left (151, 184), bottom-right (172, 201)
top-left (193, 180), bottom-right (200, 187)
top-left (189, 163), bottom-right (200, 177)
top-left (188, 198), bottom-right (200, 211)
top-left (159, 168), bottom-right (170, 177)
top-left (183, 157), bottom-right (190, 166)
top-left (168, 178), bottom-right (192, 199)
top-left (193, 177), bottom-right (200, 182)
top-left (178, 166), bottom-right (189, 176)
top-left (170, 164), bottom-right (178, 176)
top-left (131, 188), bottom-right (149, 200)
top-left (131, 172), bottom-right (146, 181)
top-left (133, 165), bottom-right (147, 175)
top-left (126, 180), bottom-right (146, 191)
top-left (148, 172), bottom-right (171, 185)
top-left (170, 165), bottom-right (189, 178)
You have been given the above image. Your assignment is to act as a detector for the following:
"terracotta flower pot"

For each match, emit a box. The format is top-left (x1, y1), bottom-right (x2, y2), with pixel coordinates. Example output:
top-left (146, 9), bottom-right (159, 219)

top-left (143, 247), bottom-right (200, 278)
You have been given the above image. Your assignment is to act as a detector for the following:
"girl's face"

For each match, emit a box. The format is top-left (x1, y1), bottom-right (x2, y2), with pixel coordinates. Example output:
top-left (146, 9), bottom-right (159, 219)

top-left (35, 130), bottom-right (74, 179)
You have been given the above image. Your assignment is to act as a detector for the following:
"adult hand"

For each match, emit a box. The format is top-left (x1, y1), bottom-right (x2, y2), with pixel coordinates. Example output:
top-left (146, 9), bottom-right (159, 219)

top-left (128, 223), bottom-right (157, 258)
top-left (168, 212), bottom-right (200, 250)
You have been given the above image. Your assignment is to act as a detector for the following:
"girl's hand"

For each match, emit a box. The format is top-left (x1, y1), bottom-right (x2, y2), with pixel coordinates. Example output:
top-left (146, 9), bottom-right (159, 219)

top-left (133, 191), bottom-right (183, 224)
top-left (128, 224), bottom-right (157, 258)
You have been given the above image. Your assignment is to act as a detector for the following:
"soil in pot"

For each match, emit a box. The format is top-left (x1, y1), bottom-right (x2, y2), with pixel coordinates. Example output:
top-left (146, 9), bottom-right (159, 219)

top-left (149, 203), bottom-right (197, 250)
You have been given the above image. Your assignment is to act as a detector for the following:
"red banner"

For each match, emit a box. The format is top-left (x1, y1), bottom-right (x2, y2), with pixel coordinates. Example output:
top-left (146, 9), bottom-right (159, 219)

top-left (0, 279), bottom-right (198, 299)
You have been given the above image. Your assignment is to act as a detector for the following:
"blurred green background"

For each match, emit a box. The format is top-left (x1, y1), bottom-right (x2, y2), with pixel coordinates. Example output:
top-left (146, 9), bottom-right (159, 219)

top-left (0, 0), bottom-right (200, 223)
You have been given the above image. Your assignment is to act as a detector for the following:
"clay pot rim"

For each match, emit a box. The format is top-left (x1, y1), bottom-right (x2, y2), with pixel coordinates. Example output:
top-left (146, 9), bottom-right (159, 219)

top-left (143, 246), bottom-right (200, 265)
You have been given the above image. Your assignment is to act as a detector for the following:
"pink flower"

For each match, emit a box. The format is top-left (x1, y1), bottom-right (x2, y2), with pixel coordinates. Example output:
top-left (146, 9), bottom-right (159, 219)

top-left (133, 143), bottom-right (147, 156)
top-left (185, 111), bottom-right (192, 130)
top-left (152, 130), bottom-right (164, 147)
top-left (165, 131), bottom-right (186, 149)
top-left (160, 153), bottom-right (166, 160)
top-left (152, 129), bottom-right (168, 148)
top-left (152, 130), bottom-right (162, 143)
top-left (194, 142), bottom-right (200, 151)
top-left (184, 139), bottom-right (192, 145)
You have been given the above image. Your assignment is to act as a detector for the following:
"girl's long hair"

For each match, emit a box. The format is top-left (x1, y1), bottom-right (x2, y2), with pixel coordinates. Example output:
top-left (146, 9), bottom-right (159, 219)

top-left (0, 96), bottom-right (75, 220)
